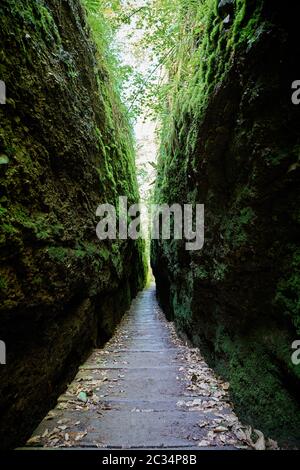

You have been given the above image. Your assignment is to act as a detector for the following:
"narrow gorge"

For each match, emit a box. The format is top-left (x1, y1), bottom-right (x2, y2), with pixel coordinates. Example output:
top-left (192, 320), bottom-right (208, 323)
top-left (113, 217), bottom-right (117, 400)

top-left (0, 0), bottom-right (299, 452)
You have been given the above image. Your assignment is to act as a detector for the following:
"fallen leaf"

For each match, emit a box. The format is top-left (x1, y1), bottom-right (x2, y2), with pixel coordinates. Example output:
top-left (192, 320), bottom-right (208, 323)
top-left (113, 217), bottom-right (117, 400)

top-left (266, 438), bottom-right (279, 450)
top-left (214, 426), bottom-right (228, 433)
top-left (234, 428), bottom-right (248, 442)
top-left (222, 382), bottom-right (230, 390)
top-left (198, 421), bottom-right (209, 428)
top-left (253, 429), bottom-right (265, 451)
top-left (42, 429), bottom-right (49, 438)
top-left (49, 438), bottom-right (60, 446)
top-left (26, 436), bottom-right (42, 445)
top-left (77, 391), bottom-right (88, 403)
top-left (75, 431), bottom-right (87, 441)
top-left (45, 411), bottom-right (56, 420)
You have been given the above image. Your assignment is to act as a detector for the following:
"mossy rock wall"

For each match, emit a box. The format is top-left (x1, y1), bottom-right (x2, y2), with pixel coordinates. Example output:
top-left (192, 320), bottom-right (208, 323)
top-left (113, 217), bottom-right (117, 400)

top-left (151, 0), bottom-right (300, 446)
top-left (0, 0), bottom-right (146, 449)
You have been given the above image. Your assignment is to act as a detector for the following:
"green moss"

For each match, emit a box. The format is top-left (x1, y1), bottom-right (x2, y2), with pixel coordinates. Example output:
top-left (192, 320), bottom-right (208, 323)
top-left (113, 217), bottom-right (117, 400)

top-left (223, 207), bottom-right (256, 248)
top-left (0, 276), bottom-right (7, 291)
top-left (2, 223), bottom-right (19, 235)
top-left (5, 208), bottom-right (63, 242)
top-left (213, 262), bottom-right (228, 281)
top-left (0, 206), bottom-right (7, 217)
top-left (213, 327), bottom-right (300, 443)
top-left (31, 275), bottom-right (43, 287)
top-left (154, 0), bottom-right (267, 197)
top-left (0, 0), bottom-right (61, 51)
top-left (0, 154), bottom-right (9, 165)
top-left (194, 265), bottom-right (208, 280)
top-left (47, 246), bottom-right (68, 263)
top-left (172, 288), bottom-right (193, 331)
top-left (233, 0), bottom-right (265, 47)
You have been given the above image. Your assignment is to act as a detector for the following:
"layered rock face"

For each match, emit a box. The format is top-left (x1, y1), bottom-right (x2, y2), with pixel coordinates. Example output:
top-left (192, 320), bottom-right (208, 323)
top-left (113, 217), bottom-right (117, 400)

top-left (0, 0), bottom-right (146, 449)
top-left (152, 0), bottom-right (300, 445)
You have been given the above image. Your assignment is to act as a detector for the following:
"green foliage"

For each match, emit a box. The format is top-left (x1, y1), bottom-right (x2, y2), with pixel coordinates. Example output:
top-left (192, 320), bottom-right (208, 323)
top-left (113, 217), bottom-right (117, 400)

top-left (82, 0), bottom-right (130, 96)
top-left (47, 246), bottom-right (68, 262)
top-left (1, 206), bottom-right (64, 242)
top-left (0, 206), bottom-right (7, 217)
top-left (1, 0), bottom-right (61, 44)
top-left (223, 207), bottom-right (256, 248)
top-left (213, 262), bottom-right (228, 281)
top-left (194, 265), bottom-right (208, 280)
top-left (2, 223), bottom-right (18, 236)
top-left (82, 0), bottom-right (142, 207)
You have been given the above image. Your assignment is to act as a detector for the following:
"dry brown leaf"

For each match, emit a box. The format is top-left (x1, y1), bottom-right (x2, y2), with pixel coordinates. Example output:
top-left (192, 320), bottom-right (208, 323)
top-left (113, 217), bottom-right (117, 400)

top-left (214, 426), bottom-right (228, 433)
top-left (58, 425), bottom-right (68, 431)
top-left (42, 429), bottom-right (49, 438)
top-left (26, 435), bottom-right (42, 445)
top-left (222, 382), bottom-right (230, 390)
top-left (75, 431), bottom-right (87, 441)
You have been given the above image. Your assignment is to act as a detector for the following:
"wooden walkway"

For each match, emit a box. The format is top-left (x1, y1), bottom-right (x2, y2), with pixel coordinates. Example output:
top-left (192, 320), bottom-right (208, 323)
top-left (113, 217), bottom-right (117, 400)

top-left (26, 284), bottom-right (248, 449)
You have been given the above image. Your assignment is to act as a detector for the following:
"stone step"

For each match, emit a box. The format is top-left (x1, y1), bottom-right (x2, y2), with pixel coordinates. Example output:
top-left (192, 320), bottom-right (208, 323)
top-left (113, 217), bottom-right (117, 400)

top-left (32, 410), bottom-right (233, 449)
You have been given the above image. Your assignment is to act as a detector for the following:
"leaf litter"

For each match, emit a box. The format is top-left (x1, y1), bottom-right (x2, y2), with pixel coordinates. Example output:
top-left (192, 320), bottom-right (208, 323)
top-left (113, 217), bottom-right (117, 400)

top-left (159, 308), bottom-right (279, 450)
top-left (26, 304), bottom-right (279, 450)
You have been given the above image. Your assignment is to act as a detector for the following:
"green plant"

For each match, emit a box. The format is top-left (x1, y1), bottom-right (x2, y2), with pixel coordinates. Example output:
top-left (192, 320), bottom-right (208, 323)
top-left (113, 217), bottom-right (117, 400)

top-left (47, 246), bottom-right (68, 262)
top-left (0, 276), bottom-right (7, 290)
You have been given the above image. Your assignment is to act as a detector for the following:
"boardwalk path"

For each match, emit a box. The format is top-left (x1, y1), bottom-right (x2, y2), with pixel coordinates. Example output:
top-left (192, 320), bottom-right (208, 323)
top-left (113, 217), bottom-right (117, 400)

top-left (27, 284), bottom-right (251, 449)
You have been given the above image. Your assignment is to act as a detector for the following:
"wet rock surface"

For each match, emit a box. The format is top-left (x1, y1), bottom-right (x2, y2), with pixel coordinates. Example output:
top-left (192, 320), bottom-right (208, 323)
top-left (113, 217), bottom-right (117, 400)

top-left (0, 0), bottom-right (146, 449)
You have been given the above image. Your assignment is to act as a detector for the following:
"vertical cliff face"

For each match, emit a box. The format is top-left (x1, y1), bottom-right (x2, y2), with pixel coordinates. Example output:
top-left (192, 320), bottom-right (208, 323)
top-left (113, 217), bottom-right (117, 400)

top-left (0, 0), bottom-right (146, 449)
top-left (152, 0), bottom-right (300, 445)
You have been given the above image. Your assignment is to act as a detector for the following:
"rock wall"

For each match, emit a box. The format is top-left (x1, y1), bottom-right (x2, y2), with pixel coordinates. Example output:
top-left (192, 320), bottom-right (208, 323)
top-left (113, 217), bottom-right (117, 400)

top-left (0, 0), bottom-right (146, 449)
top-left (152, 0), bottom-right (300, 445)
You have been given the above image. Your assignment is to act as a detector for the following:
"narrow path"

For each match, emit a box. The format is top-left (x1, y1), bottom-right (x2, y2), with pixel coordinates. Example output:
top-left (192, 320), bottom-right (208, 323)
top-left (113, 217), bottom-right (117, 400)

top-left (26, 285), bottom-right (250, 449)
